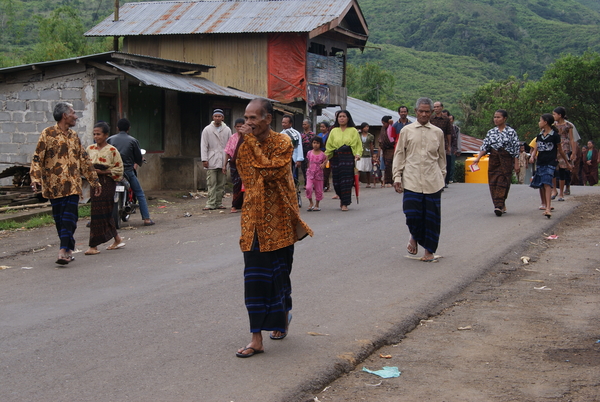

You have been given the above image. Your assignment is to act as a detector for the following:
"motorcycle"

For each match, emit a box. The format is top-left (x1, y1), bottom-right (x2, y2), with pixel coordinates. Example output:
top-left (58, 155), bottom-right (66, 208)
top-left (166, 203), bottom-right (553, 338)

top-left (112, 149), bottom-right (145, 229)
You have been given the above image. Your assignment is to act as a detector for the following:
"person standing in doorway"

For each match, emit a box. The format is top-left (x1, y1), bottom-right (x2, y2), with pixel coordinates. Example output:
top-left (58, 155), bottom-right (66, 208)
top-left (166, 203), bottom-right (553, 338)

top-left (201, 108), bottom-right (232, 210)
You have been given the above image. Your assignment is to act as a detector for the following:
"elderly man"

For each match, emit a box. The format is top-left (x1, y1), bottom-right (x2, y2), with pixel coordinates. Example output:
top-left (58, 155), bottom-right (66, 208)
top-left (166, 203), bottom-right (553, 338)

top-left (30, 102), bottom-right (101, 265)
top-left (235, 98), bottom-right (312, 358)
top-left (201, 108), bottom-right (232, 210)
top-left (393, 97), bottom-right (446, 262)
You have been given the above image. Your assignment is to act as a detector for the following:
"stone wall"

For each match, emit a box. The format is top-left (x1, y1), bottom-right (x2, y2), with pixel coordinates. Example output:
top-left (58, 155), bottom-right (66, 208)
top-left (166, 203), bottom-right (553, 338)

top-left (0, 69), bottom-right (96, 185)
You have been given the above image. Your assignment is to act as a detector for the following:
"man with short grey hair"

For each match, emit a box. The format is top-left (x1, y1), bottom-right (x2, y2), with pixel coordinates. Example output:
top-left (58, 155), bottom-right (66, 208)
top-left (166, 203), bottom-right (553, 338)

top-left (392, 97), bottom-right (446, 262)
top-left (30, 102), bottom-right (101, 265)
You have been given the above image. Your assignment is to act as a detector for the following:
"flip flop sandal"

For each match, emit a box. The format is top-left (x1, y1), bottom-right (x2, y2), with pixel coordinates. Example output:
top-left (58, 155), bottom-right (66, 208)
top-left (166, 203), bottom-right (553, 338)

top-left (85, 250), bottom-right (100, 255)
top-left (107, 243), bottom-right (126, 250)
top-left (407, 241), bottom-right (418, 255)
top-left (270, 312), bottom-right (292, 340)
top-left (312, 208), bottom-right (321, 211)
top-left (235, 347), bottom-right (264, 358)
top-left (202, 207), bottom-right (215, 211)
top-left (55, 258), bottom-right (70, 265)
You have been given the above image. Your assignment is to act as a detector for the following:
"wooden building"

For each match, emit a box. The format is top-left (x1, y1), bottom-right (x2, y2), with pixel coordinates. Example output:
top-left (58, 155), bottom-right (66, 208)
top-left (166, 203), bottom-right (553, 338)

top-left (85, 0), bottom-right (370, 122)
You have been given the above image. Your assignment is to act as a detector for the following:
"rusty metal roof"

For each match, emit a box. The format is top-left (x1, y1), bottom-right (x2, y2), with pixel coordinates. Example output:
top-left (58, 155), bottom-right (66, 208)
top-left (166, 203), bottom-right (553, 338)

top-left (317, 97), bottom-right (416, 127)
top-left (108, 62), bottom-right (260, 99)
top-left (85, 0), bottom-right (364, 36)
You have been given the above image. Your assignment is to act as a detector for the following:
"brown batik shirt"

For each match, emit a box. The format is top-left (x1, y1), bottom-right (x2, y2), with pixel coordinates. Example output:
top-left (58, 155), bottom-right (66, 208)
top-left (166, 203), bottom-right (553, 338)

top-left (236, 130), bottom-right (313, 252)
top-left (30, 124), bottom-right (100, 200)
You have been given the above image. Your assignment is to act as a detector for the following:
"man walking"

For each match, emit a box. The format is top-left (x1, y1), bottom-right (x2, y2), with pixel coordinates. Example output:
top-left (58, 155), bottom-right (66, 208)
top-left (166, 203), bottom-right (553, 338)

top-left (200, 109), bottom-right (232, 210)
top-left (30, 102), bottom-right (102, 265)
top-left (393, 97), bottom-right (446, 262)
top-left (107, 118), bottom-right (154, 226)
top-left (379, 115), bottom-right (397, 187)
top-left (430, 101), bottom-right (453, 187)
top-left (235, 98), bottom-right (312, 358)
top-left (392, 105), bottom-right (411, 135)
top-left (280, 115), bottom-right (304, 186)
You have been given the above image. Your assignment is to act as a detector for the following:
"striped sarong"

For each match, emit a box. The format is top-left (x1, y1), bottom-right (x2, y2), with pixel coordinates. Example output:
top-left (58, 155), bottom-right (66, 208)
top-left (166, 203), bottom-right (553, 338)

top-left (403, 189), bottom-right (442, 254)
top-left (243, 239), bottom-right (294, 333)
top-left (488, 148), bottom-right (513, 210)
top-left (89, 175), bottom-right (118, 248)
top-left (50, 194), bottom-right (79, 251)
top-left (331, 145), bottom-right (355, 206)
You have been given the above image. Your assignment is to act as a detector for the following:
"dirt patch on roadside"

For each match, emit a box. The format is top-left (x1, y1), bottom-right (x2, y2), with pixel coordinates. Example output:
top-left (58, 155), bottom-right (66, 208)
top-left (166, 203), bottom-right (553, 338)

top-left (312, 195), bottom-right (600, 402)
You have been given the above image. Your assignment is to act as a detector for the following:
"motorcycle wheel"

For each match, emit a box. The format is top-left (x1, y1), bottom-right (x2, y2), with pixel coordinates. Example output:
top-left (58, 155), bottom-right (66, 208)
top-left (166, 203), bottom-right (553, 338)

top-left (121, 210), bottom-right (130, 222)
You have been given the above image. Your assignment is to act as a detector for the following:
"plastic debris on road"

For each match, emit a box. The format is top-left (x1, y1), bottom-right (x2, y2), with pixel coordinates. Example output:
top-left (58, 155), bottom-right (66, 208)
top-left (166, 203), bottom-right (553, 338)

top-left (183, 212), bottom-right (192, 217)
top-left (307, 332), bottom-right (329, 336)
top-left (545, 234), bottom-right (559, 240)
top-left (0, 265), bottom-right (11, 269)
top-left (534, 286), bottom-right (551, 290)
top-left (379, 354), bottom-right (392, 359)
top-left (520, 256), bottom-right (530, 264)
top-left (458, 326), bottom-right (472, 330)
top-left (362, 366), bottom-right (401, 378)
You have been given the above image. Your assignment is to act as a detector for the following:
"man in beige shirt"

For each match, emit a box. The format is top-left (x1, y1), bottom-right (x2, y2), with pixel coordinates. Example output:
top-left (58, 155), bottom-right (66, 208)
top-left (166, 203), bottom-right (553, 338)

top-left (392, 97), bottom-right (446, 262)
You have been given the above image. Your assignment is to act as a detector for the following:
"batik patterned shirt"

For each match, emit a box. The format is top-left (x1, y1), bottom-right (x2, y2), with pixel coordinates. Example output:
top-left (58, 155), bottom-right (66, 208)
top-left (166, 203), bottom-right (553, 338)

top-left (236, 130), bottom-right (313, 252)
top-left (86, 144), bottom-right (124, 182)
top-left (480, 125), bottom-right (520, 158)
top-left (30, 124), bottom-right (100, 199)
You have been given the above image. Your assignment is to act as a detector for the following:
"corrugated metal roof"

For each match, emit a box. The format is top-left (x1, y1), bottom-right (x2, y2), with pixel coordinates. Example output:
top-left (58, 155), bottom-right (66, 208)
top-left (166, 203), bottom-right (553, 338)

top-left (317, 97), bottom-right (416, 127)
top-left (460, 133), bottom-right (483, 154)
top-left (108, 62), bottom-right (259, 99)
top-left (85, 0), bottom-right (360, 36)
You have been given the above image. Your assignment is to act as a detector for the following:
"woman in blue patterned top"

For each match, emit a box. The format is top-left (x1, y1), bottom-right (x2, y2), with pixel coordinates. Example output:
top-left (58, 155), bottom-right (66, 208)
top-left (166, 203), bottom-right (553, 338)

top-left (472, 110), bottom-right (520, 216)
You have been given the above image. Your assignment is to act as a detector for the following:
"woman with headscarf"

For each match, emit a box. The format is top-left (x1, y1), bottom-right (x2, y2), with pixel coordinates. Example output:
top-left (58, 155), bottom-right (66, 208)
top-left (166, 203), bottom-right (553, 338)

top-left (471, 110), bottom-right (520, 216)
top-left (325, 110), bottom-right (362, 211)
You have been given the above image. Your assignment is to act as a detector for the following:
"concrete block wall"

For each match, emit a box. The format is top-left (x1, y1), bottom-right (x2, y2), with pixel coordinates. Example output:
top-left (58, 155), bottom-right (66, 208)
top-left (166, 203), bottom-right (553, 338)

top-left (0, 70), bottom-right (96, 185)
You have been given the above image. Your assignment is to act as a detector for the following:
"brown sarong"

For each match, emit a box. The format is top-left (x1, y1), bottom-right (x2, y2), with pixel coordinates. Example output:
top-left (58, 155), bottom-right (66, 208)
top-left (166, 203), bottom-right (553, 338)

top-left (487, 148), bottom-right (513, 210)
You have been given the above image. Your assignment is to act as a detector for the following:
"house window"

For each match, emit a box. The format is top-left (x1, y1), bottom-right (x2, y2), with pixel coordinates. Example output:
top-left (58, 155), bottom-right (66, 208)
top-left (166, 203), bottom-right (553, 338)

top-left (128, 86), bottom-right (164, 152)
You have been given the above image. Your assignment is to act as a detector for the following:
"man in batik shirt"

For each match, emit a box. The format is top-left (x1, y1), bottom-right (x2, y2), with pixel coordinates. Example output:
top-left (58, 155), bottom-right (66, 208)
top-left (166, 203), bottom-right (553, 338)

top-left (234, 98), bottom-right (312, 358)
top-left (30, 102), bottom-right (101, 265)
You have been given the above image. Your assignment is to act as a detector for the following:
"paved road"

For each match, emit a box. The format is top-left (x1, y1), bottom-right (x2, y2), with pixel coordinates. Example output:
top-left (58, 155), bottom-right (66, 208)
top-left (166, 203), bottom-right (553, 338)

top-left (2, 184), bottom-right (599, 401)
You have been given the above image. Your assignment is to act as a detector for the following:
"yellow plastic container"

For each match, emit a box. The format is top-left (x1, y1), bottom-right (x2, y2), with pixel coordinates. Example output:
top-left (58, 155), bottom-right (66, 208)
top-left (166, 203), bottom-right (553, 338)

top-left (465, 154), bottom-right (489, 183)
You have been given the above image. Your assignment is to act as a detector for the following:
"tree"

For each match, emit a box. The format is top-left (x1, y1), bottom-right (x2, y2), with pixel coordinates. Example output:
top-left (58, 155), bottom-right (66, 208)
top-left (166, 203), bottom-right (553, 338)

top-left (460, 52), bottom-right (600, 145)
top-left (347, 62), bottom-right (395, 107)
top-left (25, 6), bottom-right (109, 63)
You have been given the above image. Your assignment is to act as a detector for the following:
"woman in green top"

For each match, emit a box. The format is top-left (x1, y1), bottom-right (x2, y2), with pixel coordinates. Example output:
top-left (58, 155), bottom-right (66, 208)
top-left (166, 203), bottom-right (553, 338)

top-left (356, 122), bottom-right (375, 188)
top-left (325, 110), bottom-right (363, 211)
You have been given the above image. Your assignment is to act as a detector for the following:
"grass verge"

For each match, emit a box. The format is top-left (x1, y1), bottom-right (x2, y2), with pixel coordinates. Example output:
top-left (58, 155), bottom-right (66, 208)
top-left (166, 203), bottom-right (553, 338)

top-left (0, 204), bottom-right (92, 231)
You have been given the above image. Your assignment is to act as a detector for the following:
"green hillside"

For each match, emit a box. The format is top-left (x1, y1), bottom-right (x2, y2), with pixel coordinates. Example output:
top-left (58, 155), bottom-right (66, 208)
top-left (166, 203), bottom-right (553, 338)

top-left (357, 0), bottom-right (600, 79)
top-left (348, 45), bottom-right (503, 110)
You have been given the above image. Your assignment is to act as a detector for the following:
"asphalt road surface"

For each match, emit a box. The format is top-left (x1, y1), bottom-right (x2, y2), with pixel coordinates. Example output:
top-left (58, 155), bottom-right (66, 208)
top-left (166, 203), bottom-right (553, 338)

top-left (2, 183), bottom-right (599, 402)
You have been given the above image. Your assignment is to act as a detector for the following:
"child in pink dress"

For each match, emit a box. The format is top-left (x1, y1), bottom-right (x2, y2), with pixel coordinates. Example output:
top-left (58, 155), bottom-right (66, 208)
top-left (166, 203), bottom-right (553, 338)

top-left (305, 137), bottom-right (328, 211)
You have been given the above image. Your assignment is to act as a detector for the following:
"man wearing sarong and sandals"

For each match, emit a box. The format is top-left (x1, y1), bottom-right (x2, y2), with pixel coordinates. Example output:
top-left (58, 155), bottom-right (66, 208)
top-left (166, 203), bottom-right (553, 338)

top-left (393, 97), bottom-right (446, 263)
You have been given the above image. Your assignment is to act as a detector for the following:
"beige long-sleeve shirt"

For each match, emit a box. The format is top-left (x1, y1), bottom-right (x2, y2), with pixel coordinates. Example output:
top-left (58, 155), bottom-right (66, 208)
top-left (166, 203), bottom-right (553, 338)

top-left (392, 121), bottom-right (446, 194)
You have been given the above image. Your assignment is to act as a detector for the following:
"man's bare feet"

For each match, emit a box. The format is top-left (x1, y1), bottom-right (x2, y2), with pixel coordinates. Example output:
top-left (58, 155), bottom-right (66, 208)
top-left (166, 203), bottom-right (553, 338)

top-left (237, 333), bottom-right (264, 357)
top-left (84, 247), bottom-right (100, 255)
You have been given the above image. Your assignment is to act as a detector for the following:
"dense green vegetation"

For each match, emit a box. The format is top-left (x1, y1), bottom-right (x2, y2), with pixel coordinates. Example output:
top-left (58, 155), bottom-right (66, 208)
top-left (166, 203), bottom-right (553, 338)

top-left (460, 52), bottom-right (600, 142)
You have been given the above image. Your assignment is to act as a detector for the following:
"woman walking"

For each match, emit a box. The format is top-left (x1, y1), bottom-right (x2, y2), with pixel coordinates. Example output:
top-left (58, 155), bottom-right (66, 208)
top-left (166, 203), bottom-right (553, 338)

top-left (552, 107), bottom-right (576, 200)
top-left (85, 122), bottom-right (125, 255)
top-left (325, 110), bottom-right (362, 211)
top-left (529, 113), bottom-right (572, 217)
top-left (471, 110), bottom-right (520, 216)
top-left (356, 122), bottom-right (375, 188)
top-left (582, 140), bottom-right (598, 186)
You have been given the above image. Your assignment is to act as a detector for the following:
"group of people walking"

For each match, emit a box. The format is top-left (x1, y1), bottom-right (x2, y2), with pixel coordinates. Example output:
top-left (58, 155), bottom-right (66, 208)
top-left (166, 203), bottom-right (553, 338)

top-left (473, 106), bottom-right (597, 219)
top-left (30, 102), bottom-right (153, 265)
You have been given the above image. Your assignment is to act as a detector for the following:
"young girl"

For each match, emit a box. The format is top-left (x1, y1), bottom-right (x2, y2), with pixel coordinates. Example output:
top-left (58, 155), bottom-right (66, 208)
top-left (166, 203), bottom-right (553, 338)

top-left (305, 136), bottom-right (327, 211)
top-left (529, 113), bottom-right (572, 218)
top-left (371, 149), bottom-right (382, 187)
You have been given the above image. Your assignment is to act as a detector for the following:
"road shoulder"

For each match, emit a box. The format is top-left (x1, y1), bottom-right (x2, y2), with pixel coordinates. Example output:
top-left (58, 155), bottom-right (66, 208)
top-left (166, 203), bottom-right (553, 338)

top-left (312, 194), bottom-right (600, 402)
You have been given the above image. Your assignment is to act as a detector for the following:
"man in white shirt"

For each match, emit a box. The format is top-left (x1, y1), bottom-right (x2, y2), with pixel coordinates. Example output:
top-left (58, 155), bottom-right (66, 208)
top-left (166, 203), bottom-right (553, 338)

top-left (201, 108), bottom-right (232, 210)
top-left (280, 115), bottom-right (304, 186)
top-left (392, 97), bottom-right (446, 262)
